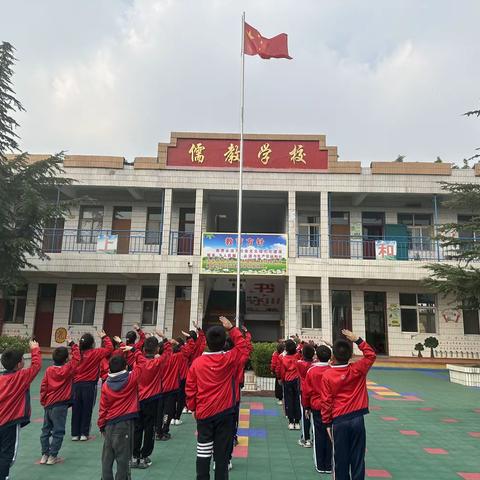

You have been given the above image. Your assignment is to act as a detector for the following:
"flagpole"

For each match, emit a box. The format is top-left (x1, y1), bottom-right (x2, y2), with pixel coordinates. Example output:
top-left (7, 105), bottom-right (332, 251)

top-left (235, 11), bottom-right (246, 328)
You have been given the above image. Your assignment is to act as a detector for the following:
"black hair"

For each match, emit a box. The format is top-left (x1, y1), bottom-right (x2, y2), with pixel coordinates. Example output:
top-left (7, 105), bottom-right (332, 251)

top-left (285, 339), bottom-right (297, 355)
top-left (189, 330), bottom-right (198, 342)
top-left (276, 342), bottom-right (285, 354)
top-left (79, 333), bottom-right (94, 351)
top-left (158, 341), bottom-right (165, 355)
top-left (125, 330), bottom-right (137, 345)
top-left (333, 339), bottom-right (353, 364)
top-left (1, 349), bottom-right (23, 371)
top-left (111, 336), bottom-right (121, 350)
top-left (52, 346), bottom-right (69, 365)
top-left (109, 355), bottom-right (127, 373)
top-left (206, 326), bottom-right (226, 352)
top-left (176, 337), bottom-right (185, 347)
top-left (144, 336), bottom-right (159, 355)
top-left (302, 343), bottom-right (315, 361)
top-left (316, 345), bottom-right (332, 363)
top-left (224, 337), bottom-right (234, 351)
top-left (173, 343), bottom-right (181, 353)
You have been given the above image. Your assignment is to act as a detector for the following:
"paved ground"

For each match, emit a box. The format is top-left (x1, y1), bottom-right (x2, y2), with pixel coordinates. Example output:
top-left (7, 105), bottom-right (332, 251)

top-left (9, 363), bottom-right (480, 480)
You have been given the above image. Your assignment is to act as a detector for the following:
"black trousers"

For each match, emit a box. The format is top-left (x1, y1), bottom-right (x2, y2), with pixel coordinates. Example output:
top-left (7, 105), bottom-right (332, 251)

top-left (196, 413), bottom-right (235, 480)
top-left (300, 400), bottom-right (311, 441)
top-left (312, 410), bottom-right (332, 472)
top-left (156, 391), bottom-right (176, 436)
top-left (274, 377), bottom-right (283, 400)
top-left (332, 415), bottom-right (366, 480)
top-left (101, 420), bottom-right (133, 480)
top-left (174, 379), bottom-right (186, 420)
top-left (71, 382), bottom-right (97, 437)
top-left (283, 379), bottom-right (301, 423)
top-left (0, 424), bottom-right (20, 480)
top-left (133, 399), bottom-right (158, 459)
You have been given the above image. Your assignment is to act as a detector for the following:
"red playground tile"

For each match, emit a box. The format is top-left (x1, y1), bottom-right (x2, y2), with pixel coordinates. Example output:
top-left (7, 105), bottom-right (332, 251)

top-left (366, 469), bottom-right (392, 478)
top-left (232, 445), bottom-right (248, 458)
top-left (400, 430), bottom-right (420, 436)
top-left (442, 418), bottom-right (460, 423)
top-left (468, 432), bottom-right (480, 438)
top-left (458, 474), bottom-right (480, 480)
top-left (370, 405), bottom-right (382, 411)
top-left (248, 402), bottom-right (264, 410)
top-left (418, 407), bottom-right (434, 411)
top-left (474, 408), bottom-right (480, 413)
top-left (32, 418), bottom-right (43, 423)
top-left (424, 448), bottom-right (448, 455)
top-left (381, 416), bottom-right (398, 422)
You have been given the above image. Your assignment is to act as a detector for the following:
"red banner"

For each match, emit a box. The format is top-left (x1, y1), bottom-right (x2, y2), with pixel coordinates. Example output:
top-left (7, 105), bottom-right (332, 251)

top-left (166, 138), bottom-right (328, 171)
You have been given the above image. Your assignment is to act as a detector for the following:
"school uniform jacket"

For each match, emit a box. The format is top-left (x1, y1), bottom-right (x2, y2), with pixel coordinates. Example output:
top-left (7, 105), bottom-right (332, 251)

top-left (40, 343), bottom-right (81, 408)
top-left (0, 346), bottom-right (41, 429)
top-left (320, 339), bottom-right (376, 426)
top-left (278, 353), bottom-right (301, 382)
top-left (183, 329), bottom-right (206, 366)
top-left (100, 347), bottom-right (123, 382)
top-left (302, 362), bottom-right (330, 410)
top-left (270, 351), bottom-right (280, 376)
top-left (296, 358), bottom-right (314, 404)
top-left (177, 351), bottom-right (189, 381)
top-left (160, 344), bottom-right (182, 394)
top-left (74, 336), bottom-right (114, 384)
top-left (185, 327), bottom-right (248, 421)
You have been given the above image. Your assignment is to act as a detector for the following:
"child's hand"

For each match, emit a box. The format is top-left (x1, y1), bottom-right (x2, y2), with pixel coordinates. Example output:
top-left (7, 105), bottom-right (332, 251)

top-left (133, 323), bottom-right (140, 331)
top-left (193, 320), bottom-right (200, 329)
top-left (156, 329), bottom-right (165, 338)
top-left (113, 336), bottom-right (122, 344)
top-left (121, 345), bottom-right (133, 352)
top-left (97, 329), bottom-right (107, 338)
top-left (326, 427), bottom-right (332, 441)
top-left (219, 316), bottom-right (233, 330)
top-left (342, 330), bottom-right (359, 342)
top-left (241, 325), bottom-right (248, 333)
top-left (144, 332), bottom-right (151, 339)
top-left (29, 340), bottom-right (39, 349)
top-left (181, 330), bottom-right (190, 337)
top-left (170, 338), bottom-right (178, 346)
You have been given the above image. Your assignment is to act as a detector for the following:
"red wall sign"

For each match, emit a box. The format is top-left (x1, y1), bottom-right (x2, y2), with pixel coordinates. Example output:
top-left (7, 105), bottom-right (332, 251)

top-left (166, 138), bottom-right (328, 170)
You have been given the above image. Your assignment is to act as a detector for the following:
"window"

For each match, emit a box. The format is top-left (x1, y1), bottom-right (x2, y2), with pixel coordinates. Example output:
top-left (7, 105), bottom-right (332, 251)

top-left (298, 212), bottom-right (320, 247)
top-left (141, 286), bottom-right (159, 326)
top-left (458, 215), bottom-right (479, 241)
top-left (400, 293), bottom-right (436, 333)
top-left (146, 207), bottom-right (163, 245)
top-left (300, 289), bottom-right (321, 329)
top-left (77, 206), bottom-right (104, 243)
top-left (398, 213), bottom-right (433, 250)
top-left (330, 211), bottom-right (350, 225)
top-left (463, 309), bottom-right (480, 335)
top-left (69, 285), bottom-right (96, 325)
top-left (4, 287), bottom-right (28, 324)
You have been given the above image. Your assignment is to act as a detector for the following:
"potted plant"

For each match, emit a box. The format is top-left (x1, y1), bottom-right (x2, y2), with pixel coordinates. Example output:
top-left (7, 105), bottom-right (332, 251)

top-left (424, 336), bottom-right (439, 358)
top-left (414, 342), bottom-right (424, 358)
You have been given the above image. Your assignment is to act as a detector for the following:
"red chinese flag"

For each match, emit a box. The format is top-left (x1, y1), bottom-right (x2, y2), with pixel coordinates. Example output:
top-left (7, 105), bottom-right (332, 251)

top-left (244, 22), bottom-right (292, 60)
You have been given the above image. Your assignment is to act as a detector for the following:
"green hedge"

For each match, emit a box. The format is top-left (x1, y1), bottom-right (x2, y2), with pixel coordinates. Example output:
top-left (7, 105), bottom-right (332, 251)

top-left (0, 336), bottom-right (30, 354)
top-left (250, 342), bottom-right (276, 377)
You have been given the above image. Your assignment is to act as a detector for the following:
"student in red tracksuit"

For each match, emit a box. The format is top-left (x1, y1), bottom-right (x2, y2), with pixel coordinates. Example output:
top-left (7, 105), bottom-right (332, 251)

top-left (278, 339), bottom-right (301, 430)
top-left (182, 321), bottom-right (206, 366)
top-left (132, 335), bottom-right (172, 469)
top-left (98, 346), bottom-right (146, 480)
top-left (303, 345), bottom-right (333, 474)
top-left (270, 342), bottom-right (284, 405)
top-left (172, 339), bottom-right (189, 425)
top-left (100, 336), bottom-right (122, 383)
top-left (296, 343), bottom-right (315, 447)
top-left (0, 340), bottom-right (41, 480)
top-left (39, 335), bottom-right (80, 465)
top-left (72, 330), bottom-right (113, 441)
top-left (156, 338), bottom-right (182, 441)
top-left (321, 329), bottom-right (376, 480)
top-left (186, 316), bottom-right (248, 480)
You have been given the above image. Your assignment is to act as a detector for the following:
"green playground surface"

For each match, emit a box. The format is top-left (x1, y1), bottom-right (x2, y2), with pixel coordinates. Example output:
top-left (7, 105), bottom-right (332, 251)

top-left (10, 363), bottom-right (480, 480)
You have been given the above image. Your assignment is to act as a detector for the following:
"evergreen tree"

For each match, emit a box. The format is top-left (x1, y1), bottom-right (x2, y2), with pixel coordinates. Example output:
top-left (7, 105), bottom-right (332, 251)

top-left (0, 42), bottom-right (72, 298)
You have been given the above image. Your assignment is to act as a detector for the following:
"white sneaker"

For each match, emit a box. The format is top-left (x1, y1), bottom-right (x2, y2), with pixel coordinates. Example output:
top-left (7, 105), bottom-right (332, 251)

top-left (294, 423), bottom-right (301, 430)
top-left (228, 461), bottom-right (233, 471)
top-left (277, 400), bottom-right (283, 405)
top-left (40, 454), bottom-right (49, 464)
top-left (71, 436), bottom-right (79, 441)
top-left (288, 423), bottom-right (295, 430)
top-left (297, 438), bottom-right (305, 446)
top-left (175, 419), bottom-right (183, 425)
top-left (46, 456), bottom-right (58, 465)
top-left (80, 435), bottom-right (88, 441)
top-left (304, 439), bottom-right (312, 448)
top-left (182, 407), bottom-right (188, 414)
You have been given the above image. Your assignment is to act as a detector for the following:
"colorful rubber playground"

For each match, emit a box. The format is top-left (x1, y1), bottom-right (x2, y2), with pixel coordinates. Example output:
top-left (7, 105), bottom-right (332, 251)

top-left (11, 364), bottom-right (480, 480)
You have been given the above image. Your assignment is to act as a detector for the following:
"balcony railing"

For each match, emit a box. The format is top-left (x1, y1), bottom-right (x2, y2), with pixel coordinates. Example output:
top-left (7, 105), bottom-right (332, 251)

top-left (329, 235), bottom-right (477, 261)
top-left (169, 231), bottom-right (194, 255)
top-left (297, 234), bottom-right (320, 257)
top-left (41, 229), bottom-right (162, 254)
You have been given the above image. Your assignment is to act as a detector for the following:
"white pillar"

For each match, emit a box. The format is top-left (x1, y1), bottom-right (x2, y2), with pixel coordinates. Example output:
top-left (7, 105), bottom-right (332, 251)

top-left (320, 191), bottom-right (329, 259)
top-left (94, 284), bottom-right (107, 329)
top-left (24, 282), bottom-right (38, 337)
top-left (190, 273), bottom-right (200, 326)
top-left (193, 189), bottom-right (204, 256)
top-left (286, 275), bottom-right (297, 337)
top-left (156, 273), bottom-right (168, 332)
top-left (161, 188), bottom-right (173, 255)
top-left (288, 191), bottom-right (296, 258)
top-left (321, 276), bottom-right (332, 342)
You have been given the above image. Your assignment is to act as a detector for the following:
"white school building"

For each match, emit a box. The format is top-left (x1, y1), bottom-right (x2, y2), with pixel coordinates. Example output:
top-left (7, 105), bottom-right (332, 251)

top-left (1, 132), bottom-right (479, 358)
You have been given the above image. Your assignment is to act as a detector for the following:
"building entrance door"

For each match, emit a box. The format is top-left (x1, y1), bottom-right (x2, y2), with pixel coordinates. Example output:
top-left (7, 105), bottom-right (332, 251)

top-left (364, 291), bottom-right (388, 354)
top-left (103, 285), bottom-right (126, 338)
top-left (112, 207), bottom-right (132, 254)
top-left (332, 290), bottom-right (352, 342)
top-left (33, 284), bottom-right (57, 347)
top-left (173, 286), bottom-right (191, 339)
top-left (362, 212), bottom-right (384, 259)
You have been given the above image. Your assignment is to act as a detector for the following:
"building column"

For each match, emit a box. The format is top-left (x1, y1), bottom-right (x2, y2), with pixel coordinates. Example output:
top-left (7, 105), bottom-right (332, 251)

top-left (320, 191), bottom-right (329, 259)
top-left (288, 191), bottom-right (296, 258)
top-left (94, 284), bottom-right (107, 330)
top-left (24, 282), bottom-right (39, 337)
top-left (193, 189), bottom-right (204, 256)
top-left (156, 273), bottom-right (168, 332)
top-left (286, 275), bottom-right (297, 337)
top-left (190, 273), bottom-right (200, 326)
top-left (161, 188), bottom-right (173, 255)
top-left (321, 276), bottom-right (332, 342)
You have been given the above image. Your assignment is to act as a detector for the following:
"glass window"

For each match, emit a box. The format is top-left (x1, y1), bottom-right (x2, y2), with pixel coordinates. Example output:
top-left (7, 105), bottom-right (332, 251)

top-left (3, 287), bottom-right (28, 324)
top-left (400, 293), bottom-right (436, 333)
top-left (298, 213), bottom-right (320, 247)
top-left (69, 285), bottom-right (96, 325)
top-left (300, 288), bottom-right (321, 329)
top-left (77, 206), bottom-right (104, 244)
top-left (141, 286), bottom-right (159, 326)
top-left (113, 207), bottom-right (132, 220)
top-left (463, 310), bottom-right (480, 335)
top-left (398, 213), bottom-right (433, 250)
top-left (146, 207), bottom-right (163, 244)
top-left (330, 211), bottom-right (349, 225)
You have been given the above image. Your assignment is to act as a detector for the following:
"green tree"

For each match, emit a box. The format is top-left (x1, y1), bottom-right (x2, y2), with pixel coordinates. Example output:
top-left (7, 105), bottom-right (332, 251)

top-left (424, 336), bottom-right (439, 358)
top-left (395, 154), bottom-right (406, 162)
top-left (414, 342), bottom-right (424, 358)
top-left (0, 43), bottom-right (72, 306)
top-left (435, 156), bottom-right (443, 163)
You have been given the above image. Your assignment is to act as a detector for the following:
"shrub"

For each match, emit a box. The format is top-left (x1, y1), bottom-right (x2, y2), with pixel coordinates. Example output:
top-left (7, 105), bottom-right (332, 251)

top-left (250, 342), bottom-right (276, 377)
top-left (0, 335), bottom-right (30, 354)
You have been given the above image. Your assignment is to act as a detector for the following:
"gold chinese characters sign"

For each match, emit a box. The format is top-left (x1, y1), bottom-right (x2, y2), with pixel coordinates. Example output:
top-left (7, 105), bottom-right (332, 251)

top-left (167, 139), bottom-right (328, 170)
